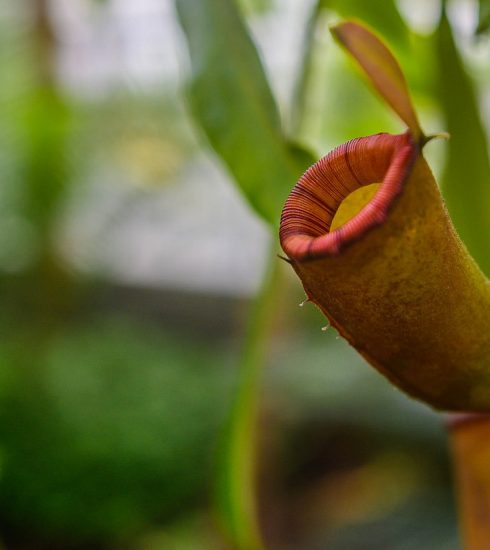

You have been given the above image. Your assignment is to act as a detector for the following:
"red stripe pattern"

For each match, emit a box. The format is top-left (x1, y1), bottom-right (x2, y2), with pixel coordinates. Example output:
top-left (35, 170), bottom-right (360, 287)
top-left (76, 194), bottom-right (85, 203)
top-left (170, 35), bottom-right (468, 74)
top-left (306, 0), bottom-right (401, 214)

top-left (279, 132), bottom-right (416, 260)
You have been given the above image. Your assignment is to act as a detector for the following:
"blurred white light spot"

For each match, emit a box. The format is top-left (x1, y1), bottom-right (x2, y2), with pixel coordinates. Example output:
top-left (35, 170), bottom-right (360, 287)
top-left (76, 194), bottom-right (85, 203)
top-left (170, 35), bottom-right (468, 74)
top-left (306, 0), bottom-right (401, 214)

top-left (396, 0), bottom-right (442, 34)
top-left (446, 0), bottom-right (478, 36)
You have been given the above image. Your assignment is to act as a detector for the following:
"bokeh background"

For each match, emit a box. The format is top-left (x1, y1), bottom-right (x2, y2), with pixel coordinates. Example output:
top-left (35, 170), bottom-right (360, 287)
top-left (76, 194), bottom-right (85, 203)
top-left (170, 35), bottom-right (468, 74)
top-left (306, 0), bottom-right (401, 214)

top-left (2, 0), bottom-right (490, 548)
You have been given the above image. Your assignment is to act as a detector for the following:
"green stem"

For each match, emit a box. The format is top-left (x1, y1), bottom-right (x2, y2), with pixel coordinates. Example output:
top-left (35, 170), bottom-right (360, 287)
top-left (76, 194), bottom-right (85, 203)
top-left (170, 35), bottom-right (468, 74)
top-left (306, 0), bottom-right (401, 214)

top-left (290, 0), bottom-right (322, 139)
top-left (216, 245), bottom-right (283, 549)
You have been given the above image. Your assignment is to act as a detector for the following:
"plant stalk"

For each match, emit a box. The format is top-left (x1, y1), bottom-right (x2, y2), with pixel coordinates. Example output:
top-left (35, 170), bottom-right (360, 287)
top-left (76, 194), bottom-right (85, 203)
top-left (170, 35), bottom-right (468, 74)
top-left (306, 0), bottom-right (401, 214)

top-left (215, 245), bottom-right (283, 549)
top-left (449, 414), bottom-right (490, 549)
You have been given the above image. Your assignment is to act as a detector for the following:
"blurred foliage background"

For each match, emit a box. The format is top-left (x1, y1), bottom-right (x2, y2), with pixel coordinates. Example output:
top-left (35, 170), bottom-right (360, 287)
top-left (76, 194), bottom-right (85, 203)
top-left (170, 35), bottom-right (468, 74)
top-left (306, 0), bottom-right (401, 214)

top-left (1, 0), bottom-right (490, 548)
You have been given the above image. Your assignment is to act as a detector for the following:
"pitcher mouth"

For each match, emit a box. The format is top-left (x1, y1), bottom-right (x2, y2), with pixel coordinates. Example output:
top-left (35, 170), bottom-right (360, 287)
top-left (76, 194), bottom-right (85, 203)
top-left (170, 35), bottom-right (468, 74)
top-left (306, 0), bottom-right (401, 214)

top-left (279, 132), bottom-right (417, 261)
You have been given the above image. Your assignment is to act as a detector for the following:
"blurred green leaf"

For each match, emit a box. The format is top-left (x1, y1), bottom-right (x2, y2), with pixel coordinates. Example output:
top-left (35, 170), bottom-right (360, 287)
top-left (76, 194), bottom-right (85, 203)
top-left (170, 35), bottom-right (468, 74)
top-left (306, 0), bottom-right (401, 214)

top-left (320, 0), bottom-right (408, 48)
top-left (175, 0), bottom-right (314, 226)
top-left (476, 0), bottom-right (490, 35)
top-left (175, 3), bottom-right (313, 547)
top-left (435, 13), bottom-right (490, 277)
top-left (238, 0), bottom-right (273, 16)
top-left (20, 88), bottom-right (70, 236)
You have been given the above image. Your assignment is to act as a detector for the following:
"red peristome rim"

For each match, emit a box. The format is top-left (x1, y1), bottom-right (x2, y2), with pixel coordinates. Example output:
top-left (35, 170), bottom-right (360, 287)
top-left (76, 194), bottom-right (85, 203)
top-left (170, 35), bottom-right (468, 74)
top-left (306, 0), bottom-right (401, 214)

top-left (279, 132), bottom-right (417, 261)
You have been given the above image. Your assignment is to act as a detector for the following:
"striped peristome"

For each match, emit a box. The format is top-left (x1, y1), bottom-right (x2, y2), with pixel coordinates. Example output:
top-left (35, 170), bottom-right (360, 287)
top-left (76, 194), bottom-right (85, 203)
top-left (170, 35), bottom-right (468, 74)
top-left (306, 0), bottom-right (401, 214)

top-left (280, 132), bottom-right (415, 259)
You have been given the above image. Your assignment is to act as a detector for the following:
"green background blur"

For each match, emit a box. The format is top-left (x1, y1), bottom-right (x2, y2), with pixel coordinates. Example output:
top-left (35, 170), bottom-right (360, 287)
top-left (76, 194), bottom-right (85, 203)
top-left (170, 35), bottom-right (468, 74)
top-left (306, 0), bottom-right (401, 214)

top-left (2, 0), bottom-right (490, 548)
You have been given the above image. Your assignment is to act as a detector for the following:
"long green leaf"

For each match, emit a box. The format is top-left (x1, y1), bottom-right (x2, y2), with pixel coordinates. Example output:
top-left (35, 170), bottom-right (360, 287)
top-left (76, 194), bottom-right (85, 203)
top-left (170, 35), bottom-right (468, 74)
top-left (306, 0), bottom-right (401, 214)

top-left (175, 2), bottom-right (313, 548)
top-left (175, 0), bottom-right (314, 226)
top-left (435, 13), bottom-right (490, 277)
